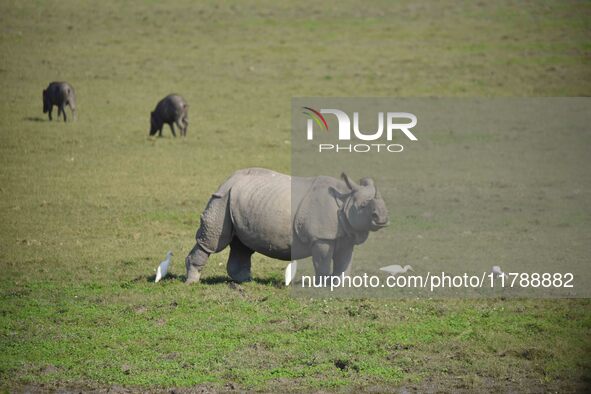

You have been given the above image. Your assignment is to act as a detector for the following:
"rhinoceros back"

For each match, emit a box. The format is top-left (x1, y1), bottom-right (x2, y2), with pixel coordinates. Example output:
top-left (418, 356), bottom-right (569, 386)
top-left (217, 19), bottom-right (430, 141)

top-left (196, 168), bottom-right (289, 255)
top-left (229, 169), bottom-right (292, 260)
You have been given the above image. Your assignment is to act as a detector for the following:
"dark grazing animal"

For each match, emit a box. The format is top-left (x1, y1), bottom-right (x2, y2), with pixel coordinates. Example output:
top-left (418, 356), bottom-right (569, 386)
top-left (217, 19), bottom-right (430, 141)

top-left (149, 94), bottom-right (189, 137)
top-left (42, 82), bottom-right (76, 122)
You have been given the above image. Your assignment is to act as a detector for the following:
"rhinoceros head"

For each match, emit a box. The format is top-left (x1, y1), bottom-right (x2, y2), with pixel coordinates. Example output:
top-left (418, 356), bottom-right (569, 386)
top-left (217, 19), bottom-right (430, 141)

top-left (341, 173), bottom-right (389, 232)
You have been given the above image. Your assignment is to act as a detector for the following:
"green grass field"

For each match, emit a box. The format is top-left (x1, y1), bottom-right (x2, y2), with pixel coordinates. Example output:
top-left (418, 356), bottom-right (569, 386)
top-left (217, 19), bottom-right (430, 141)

top-left (1, 0), bottom-right (590, 392)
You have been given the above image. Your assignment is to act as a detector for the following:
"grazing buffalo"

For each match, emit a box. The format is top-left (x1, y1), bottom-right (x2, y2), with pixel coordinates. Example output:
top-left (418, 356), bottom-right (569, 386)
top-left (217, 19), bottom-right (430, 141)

top-left (149, 94), bottom-right (188, 137)
top-left (43, 81), bottom-right (76, 121)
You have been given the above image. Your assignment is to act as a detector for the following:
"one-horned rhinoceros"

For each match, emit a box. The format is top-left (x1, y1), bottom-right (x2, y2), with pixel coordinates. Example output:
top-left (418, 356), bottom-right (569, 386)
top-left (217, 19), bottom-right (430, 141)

top-left (42, 81), bottom-right (77, 121)
top-left (149, 94), bottom-right (188, 137)
top-left (185, 168), bottom-right (389, 283)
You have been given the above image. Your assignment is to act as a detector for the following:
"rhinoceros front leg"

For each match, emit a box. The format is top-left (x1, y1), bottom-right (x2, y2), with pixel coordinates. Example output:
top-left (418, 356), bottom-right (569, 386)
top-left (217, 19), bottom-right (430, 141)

top-left (332, 243), bottom-right (354, 276)
top-left (227, 238), bottom-right (254, 283)
top-left (311, 240), bottom-right (334, 279)
top-left (185, 243), bottom-right (210, 284)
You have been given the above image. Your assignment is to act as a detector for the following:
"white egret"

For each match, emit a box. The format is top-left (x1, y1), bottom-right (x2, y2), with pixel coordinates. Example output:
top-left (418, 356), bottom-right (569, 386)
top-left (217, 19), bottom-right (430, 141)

top-left (155, 251), bottom-right (173, 283)
top-left (491, 265), bottom-right (506, 278)
top-left (380, 264), bottom-right (414, 276)
top-left (285, 260), bottom-right (298, 286)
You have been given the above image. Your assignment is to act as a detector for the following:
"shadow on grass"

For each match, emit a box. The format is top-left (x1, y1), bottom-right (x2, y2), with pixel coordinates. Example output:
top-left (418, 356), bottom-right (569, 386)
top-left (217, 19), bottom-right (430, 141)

top-left (127, 274), bottom-right (285, 289)
top-left (253, 276), bottom-right (284, 288)
top-left (126, 273), bottom-right (187, 285)
top-left (23, 116), bottom-right (47, 122)
top-left (127, 274), bottom-right (284, 288)
top-left (202, 275), bottom-right (283, 287)
top-left (201, 275), bottom-right (231, 284)
top-left (203, 275), bottom-right (284, 288)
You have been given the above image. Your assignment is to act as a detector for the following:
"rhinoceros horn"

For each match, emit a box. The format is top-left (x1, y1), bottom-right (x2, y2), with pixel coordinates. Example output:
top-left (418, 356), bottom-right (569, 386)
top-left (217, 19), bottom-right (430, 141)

top-left (341, 173), bottom-right (360, 192)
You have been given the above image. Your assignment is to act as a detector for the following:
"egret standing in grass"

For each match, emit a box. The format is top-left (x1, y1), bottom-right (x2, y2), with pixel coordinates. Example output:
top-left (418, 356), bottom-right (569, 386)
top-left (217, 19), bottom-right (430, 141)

top-left (491, 265), bottom-right (506, 278)
top-left (380, 264), bottom-right (414, 276)
top-left (285, 260), bottom-right (297, 286)
top-left (155, 251), bottom-right (173, 283)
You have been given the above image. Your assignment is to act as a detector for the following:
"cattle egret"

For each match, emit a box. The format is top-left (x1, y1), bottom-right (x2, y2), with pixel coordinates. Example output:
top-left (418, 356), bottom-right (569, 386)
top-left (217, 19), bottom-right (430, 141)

top-left (155, 251), bottom-right (173, 283)
top-left (491, 265), bottom-right (506, 278)
top-left (380, 264), bottom-right (414, 276)
top-left (285, 260), bottom-right (298, 286)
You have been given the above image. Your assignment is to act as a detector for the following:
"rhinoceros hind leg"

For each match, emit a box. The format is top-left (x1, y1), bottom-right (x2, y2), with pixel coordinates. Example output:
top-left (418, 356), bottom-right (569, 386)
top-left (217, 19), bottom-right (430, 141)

top-left (227, 237), bottom-right (254, 283)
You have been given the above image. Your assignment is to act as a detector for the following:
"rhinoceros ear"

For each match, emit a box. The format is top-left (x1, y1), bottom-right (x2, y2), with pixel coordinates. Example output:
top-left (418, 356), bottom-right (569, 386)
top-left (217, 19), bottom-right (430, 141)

top-left (328, 186), bottom-right (347, 209)
top-left (341, 173), bottom-right (360, 192)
